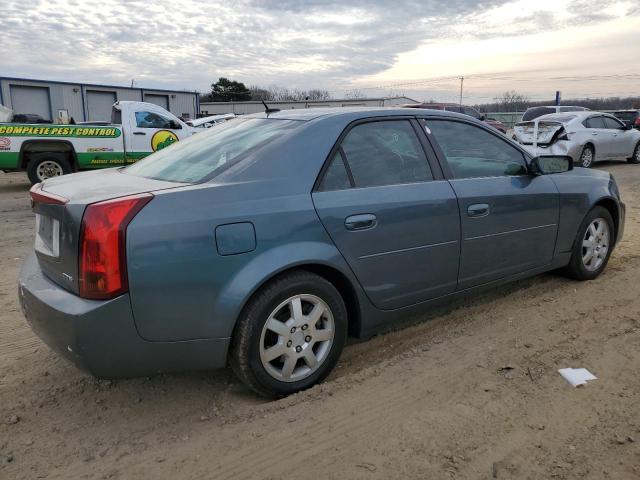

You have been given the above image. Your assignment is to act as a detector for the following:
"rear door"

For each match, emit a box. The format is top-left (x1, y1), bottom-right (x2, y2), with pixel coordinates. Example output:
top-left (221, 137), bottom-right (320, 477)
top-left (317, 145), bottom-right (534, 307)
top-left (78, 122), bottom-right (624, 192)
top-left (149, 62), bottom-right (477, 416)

top-left (312, 118), bottom-right (460, 310)
top-left (423, 118), bottom-right (560, 290)
top-left (584, 115), bottom-right (614, 160)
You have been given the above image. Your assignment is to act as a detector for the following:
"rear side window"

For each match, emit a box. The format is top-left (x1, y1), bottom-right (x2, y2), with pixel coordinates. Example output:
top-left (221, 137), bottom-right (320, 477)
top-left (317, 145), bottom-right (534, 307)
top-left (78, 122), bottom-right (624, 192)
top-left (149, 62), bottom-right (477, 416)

top-left (335, 120), bottom-right (432, 188)
top-left (585, 116), bottom-right (606, 129)
top-left (522, 107), bottom-right (555, 121)
top-left (125, 118), bottom-right (300, 183)
top-left (427, 120), bottom-right (527, 179)
top-left (321, 151), bottom-right (352, 191)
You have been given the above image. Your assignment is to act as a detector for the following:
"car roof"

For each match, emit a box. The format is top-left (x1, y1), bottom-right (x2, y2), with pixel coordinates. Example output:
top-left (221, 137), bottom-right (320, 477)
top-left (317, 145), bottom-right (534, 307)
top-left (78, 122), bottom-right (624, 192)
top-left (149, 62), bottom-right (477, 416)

top-left (243, 106), bottom-right (472, 122)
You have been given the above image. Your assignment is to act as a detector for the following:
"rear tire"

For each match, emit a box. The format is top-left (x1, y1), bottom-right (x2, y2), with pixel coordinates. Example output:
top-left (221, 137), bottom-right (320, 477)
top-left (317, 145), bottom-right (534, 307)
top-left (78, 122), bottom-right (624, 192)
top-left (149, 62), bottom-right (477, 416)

top-left (27, 155), bottom-right (72, 184)
top-left (229, 271), bottom-right (348, 398)
top-left (628, 142), bottom-right (640, 164)
top-left (579, 145), bottom-right (594, 168)
top-left (563, 206), bottom-right (614, 281)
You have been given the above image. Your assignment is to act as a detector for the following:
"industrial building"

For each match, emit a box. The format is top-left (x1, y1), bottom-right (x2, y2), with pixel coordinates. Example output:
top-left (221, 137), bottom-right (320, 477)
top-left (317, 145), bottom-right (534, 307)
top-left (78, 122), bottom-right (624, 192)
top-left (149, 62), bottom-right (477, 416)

top-left (0, 76), bottom-right (199, 123)
top-left (199, 96), bottom-right (418, 115)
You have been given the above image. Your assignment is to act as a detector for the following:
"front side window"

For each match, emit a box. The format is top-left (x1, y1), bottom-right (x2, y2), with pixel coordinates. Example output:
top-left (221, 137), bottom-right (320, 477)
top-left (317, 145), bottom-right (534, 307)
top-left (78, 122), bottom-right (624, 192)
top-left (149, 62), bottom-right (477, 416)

top-left (125, 118), bottom-right (300, 183)
top-left (602, 116), bottom-right (624, 129)
top-left (426, 120), bottom-right (527, 179)
top-left (337, 120), bottom-right (432, 188)
top-left (135, 111), bottom-right (174, 129)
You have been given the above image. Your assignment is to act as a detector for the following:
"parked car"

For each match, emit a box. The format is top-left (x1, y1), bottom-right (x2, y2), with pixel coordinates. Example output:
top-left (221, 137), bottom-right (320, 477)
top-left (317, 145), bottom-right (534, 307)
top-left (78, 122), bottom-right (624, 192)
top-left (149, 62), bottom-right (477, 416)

top-left (613, 110), bottom-right (640, 130)
top-left (514, 111), bottom-right (640, 168)
top-left (521, 105), bottom-right (589, 122)
top-left (187, 113), bottom-right (236, 129)
top-left (401, 103), bottom-right (508, 133)
top-left (20, 108), bottom-right (625, 397)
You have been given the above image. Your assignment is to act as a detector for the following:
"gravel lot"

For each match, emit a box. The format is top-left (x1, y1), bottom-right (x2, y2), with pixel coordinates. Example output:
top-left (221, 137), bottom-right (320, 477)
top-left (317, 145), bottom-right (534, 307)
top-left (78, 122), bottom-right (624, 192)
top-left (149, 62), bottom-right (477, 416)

top-left (1, 165), bottom-right (639, 480)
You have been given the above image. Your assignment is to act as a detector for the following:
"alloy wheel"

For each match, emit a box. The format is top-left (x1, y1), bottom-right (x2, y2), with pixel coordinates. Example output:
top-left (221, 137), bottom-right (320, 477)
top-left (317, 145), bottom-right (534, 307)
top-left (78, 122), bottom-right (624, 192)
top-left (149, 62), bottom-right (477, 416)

top-left (259, 294), bottom-right (335, 382)
top-left (582, 218), bottom-right (610, 272)
top-left (580, 147), bottom-right (593, 168)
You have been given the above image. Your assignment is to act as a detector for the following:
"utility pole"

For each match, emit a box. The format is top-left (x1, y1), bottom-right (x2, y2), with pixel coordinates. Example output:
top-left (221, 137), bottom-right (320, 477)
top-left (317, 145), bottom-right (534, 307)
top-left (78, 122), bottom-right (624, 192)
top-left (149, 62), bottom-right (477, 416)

top-left (459, 76), bottom-right (464, 107)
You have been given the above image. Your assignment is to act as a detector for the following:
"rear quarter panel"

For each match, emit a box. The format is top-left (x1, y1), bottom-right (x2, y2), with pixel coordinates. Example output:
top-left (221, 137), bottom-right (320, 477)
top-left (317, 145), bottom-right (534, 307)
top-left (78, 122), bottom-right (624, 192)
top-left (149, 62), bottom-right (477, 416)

top-left (126, 182), bottom-right (364, 342)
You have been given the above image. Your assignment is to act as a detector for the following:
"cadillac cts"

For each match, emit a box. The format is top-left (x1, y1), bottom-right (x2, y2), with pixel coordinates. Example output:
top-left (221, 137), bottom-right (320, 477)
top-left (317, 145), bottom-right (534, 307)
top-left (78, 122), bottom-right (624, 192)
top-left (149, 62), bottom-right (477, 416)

top-left (19, 108), bottom-right (625, 397)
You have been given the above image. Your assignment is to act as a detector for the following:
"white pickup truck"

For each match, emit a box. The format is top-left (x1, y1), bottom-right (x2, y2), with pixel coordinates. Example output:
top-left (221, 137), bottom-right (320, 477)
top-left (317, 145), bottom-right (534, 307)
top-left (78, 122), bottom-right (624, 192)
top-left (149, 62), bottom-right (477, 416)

top-left (0, 101), bottom-right (195, 183)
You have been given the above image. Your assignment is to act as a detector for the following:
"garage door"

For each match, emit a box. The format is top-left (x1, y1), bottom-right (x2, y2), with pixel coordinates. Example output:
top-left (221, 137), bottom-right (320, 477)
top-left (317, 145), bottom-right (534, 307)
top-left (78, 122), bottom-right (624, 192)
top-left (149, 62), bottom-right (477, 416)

top-left (144, 94), bottom-right (169, 111)
top-left (86, 90), bottom-right (117, 122)
top-left (10, 85), bottom-right (52, 121)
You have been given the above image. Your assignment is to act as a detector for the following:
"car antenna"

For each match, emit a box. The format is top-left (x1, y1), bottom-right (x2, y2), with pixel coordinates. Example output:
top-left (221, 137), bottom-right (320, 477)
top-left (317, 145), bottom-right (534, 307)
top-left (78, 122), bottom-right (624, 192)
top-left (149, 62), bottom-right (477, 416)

top-left (262, 100), bottom-right (280, 114)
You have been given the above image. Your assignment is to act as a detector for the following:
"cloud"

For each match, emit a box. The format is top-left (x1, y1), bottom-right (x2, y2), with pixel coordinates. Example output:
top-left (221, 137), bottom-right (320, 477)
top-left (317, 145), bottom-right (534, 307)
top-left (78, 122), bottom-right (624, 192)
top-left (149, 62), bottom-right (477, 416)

top-left (0, 0), bottom-right (637, 95)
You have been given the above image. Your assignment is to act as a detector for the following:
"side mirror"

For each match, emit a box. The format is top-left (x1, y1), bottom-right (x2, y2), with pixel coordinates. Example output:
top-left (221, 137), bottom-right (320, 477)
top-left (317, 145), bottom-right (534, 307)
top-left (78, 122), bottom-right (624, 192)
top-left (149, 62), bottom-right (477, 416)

top-left (530, 155), bottom-right (573, 175)
top-left (620, 124), bottom-right (633, 131)
top-left (169, 120), bottom-right (182, 130)
top-left (479, 114), bottom-right (486, 121)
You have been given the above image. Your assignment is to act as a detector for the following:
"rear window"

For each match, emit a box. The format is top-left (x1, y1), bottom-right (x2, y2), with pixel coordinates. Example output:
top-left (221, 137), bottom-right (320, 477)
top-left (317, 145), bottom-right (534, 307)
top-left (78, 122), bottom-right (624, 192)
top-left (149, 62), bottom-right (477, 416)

top-left (521, 107), bottom-right (555, 121)
top-left (125, 118), bottom-right (300, 183)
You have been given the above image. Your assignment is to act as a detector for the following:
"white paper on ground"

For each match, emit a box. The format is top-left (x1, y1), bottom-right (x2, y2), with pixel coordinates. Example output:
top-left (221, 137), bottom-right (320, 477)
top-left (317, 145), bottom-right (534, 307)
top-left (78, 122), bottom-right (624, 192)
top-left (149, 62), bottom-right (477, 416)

top-left (558, 368), bottom-right (597, 387)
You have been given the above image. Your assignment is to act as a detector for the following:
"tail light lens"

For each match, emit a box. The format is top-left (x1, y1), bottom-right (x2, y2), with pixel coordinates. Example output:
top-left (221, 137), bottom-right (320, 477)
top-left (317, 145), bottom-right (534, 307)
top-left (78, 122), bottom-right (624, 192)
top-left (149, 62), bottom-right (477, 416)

top-left (79, 193), bottom-right (153, 300)
top-left (29, 183), bottom-right (69, 206)
top-left (634, 117), bottom-right (640, 127)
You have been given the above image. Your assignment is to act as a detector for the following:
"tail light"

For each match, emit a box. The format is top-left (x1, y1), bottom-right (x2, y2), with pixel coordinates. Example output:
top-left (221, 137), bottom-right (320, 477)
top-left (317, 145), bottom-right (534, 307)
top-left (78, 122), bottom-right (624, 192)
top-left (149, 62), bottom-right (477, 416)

top-left (635, 117), bottom-right (640, 127)
top-left (79, 193), bottom-right (153, 300)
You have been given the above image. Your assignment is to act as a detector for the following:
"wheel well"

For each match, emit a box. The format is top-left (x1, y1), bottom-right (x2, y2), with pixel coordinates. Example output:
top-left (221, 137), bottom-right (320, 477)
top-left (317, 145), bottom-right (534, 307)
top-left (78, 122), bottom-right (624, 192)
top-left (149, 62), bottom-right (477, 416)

top-left (244, 264), bottom-right (362, 338)
top-left (20, 141), bottom-right (77, 170)
top-left (595, 198), bottom-right (619, 240)
top-left (584, 142), bottom-right (595, 155)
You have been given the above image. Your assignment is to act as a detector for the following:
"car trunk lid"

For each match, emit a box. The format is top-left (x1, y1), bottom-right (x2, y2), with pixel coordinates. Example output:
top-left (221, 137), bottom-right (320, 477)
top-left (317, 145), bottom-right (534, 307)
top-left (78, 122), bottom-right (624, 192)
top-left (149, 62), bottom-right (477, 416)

top-left (514, 121), bottom-right (565, 146)
top-left (31, 168), bottom-right (186, 295)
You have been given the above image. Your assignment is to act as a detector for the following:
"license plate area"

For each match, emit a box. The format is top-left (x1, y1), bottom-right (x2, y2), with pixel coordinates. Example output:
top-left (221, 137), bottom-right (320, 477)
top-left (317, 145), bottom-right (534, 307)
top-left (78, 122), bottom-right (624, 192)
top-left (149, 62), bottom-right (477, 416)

top-left (35, 213), bottom-right (60, 258)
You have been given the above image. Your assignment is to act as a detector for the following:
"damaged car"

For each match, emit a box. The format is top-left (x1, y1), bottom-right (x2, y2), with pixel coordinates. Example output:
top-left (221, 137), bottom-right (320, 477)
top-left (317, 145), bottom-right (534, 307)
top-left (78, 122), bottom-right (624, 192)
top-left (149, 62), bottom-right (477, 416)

top-left (514, 112), bottom-right (640, 168)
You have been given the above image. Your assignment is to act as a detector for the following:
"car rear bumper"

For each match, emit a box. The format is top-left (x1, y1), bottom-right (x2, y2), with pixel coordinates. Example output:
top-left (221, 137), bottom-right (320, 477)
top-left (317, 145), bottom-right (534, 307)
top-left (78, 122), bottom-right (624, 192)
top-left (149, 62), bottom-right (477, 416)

top-left (520, 141), bottom-right (584, 162)
top-left (18, 252), bottom-right (229, 378)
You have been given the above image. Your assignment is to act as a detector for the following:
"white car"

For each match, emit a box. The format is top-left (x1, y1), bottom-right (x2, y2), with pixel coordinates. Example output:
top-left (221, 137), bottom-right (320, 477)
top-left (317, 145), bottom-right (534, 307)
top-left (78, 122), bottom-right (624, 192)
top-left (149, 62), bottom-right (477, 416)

top-left (521, 105), bottom-right (589, 122)
top-left (514, 111), bottom-right (640, 168)
top-left (187, 113), bottom-right (236, 129)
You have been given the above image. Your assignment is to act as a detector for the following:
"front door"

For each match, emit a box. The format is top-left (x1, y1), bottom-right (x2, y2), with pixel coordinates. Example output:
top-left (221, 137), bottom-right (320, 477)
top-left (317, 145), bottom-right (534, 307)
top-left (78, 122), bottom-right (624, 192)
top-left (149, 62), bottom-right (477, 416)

top-left (312, 119), bottom-right (461, 310)
top-left (424, 118), bottom-right (560, 290)
top-left (127, 107), bottom-right (188, 163)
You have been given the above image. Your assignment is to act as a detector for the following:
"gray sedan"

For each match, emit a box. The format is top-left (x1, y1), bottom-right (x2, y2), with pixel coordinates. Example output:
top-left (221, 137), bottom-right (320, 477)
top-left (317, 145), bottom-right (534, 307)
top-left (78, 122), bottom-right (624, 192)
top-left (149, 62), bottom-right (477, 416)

top-left (514, 111), bottom-right (640, 168)
top-left (19, 108), bottom-right (625, 397)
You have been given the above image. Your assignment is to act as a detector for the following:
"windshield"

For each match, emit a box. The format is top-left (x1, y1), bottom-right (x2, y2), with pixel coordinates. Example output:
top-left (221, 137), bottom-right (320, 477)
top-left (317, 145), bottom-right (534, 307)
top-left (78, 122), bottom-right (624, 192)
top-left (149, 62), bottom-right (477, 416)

top-left (125, 118), bottom-right (300, 183)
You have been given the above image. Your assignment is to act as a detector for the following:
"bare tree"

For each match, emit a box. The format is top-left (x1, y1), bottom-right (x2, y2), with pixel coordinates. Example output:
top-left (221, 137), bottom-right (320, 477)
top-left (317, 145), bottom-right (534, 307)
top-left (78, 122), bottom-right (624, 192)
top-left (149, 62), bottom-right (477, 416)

top-left (492, 91), bottom-right (530, 112)
top-left (344, 89), bottom-right (365, 99)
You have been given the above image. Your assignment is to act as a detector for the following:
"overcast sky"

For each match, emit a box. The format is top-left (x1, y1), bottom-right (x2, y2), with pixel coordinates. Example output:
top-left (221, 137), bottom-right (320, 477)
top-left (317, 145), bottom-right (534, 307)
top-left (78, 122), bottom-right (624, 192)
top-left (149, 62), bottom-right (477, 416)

top-left (2, 0), bottom-right (639, 103)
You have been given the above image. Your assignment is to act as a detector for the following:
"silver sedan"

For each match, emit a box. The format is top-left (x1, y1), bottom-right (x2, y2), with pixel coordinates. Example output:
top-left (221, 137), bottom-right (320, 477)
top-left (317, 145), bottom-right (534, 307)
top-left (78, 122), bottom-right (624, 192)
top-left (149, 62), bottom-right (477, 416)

top-left (514, 111), bottom-right (640, 168)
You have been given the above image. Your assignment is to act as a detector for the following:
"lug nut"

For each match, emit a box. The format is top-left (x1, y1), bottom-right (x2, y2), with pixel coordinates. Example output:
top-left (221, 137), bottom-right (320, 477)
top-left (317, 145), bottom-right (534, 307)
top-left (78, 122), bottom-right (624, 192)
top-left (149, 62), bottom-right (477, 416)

top-left (286, 340), bottom-right (292, 347)
top-left (295, 346), bottom-right (302, 353)
top-left (301, 324), bottom-right (308, 331)
top-left (290, 327), bottom-right (296, 333)
top-left (305, 336), bottom-right (311, 342)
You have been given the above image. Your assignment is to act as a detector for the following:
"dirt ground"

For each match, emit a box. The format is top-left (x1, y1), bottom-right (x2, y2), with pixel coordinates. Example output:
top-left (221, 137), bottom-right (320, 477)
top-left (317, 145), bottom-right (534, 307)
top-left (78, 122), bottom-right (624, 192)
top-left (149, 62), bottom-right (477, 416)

top-left (1, 165), bottom-right (639, 480)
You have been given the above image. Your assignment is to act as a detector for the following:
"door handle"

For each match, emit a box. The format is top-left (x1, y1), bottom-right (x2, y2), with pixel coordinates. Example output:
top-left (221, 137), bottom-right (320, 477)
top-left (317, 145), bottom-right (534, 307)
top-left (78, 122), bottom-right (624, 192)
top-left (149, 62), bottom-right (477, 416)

top-left (133, 131), bottom-right (147, 136)
top-left (591, 132), bottom-right (598, 136)
top-left (467, 203), bottom-right (490, 218)
top-left (345, 214), bottom-right (377, 231)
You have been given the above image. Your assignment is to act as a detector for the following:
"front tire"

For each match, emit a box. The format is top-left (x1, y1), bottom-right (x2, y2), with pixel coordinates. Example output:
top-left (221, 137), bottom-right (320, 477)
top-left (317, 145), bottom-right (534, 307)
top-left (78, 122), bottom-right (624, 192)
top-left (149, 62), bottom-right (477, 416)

top-left (27, 155), bottom-right (72, 184)
top-left (628, 142), bottom-right (640, 164)
top-left (230, 271), bottom-right (348, 398)
top-left (564, 206), bottom-right (614, 281)
top-left (579, 145), bottom-right (595, 168)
